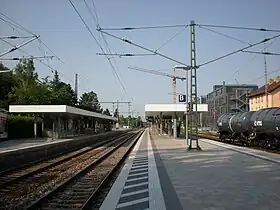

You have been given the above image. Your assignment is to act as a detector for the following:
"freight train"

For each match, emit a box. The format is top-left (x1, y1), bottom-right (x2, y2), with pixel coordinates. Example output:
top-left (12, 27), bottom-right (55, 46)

top-left (216, 107), bottom-right (280, 150)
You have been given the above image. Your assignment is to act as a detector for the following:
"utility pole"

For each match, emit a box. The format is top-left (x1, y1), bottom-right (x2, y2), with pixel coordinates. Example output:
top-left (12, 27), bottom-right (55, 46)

top-left (189, 20), bottom-right (201, 151)
top-left (74, 73), bottom-right (78, 101)
top-left (99, 101), bottom-right (131, 123)
top-left (264, 47), bottom-right (268, 108)
top-left (172, 68), bottom-right (177, 104)
top-left (128, 103), bottom-right (131, 127)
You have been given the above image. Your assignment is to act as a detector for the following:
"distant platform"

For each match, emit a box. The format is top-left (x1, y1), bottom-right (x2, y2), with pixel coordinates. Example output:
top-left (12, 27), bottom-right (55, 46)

top-left (145, 103), bottom-right (208, 117)
top-left (9, 105), bottom-right (117, 121)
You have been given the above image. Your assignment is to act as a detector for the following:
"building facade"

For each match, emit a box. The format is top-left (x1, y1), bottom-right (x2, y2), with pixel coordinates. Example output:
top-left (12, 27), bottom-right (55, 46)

top-left (249, 79), bottom-right (280, 111)
top-left (204, 81), bottom-right (258, 129)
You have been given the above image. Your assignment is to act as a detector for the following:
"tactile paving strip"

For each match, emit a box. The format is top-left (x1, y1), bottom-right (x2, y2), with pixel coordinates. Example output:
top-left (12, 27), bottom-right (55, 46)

top-left (116, 135), bottom-right (149, 210)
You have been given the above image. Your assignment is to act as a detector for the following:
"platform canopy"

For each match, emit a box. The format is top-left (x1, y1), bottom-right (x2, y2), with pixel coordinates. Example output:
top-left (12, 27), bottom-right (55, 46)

top-left (145, 103), bottom-right (208, 117)
top-left (9, 105), bottom-right (117, 121)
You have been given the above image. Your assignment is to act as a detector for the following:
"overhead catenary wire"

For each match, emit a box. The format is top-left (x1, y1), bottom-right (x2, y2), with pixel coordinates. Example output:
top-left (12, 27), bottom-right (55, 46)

top-left (0, 35), bottom-right (39, 57)
top-left (99, 30), bottom-right (190, 67)
top-left (0, 55), bottom-right (55, 60)
top-left (246, 67), bottom-right (280, 84)
top-left (241, 50), bottom-right (280, 56)
top-left (198, 33), bottom-right (280, 67)
top-left (100, 24), bottom-right (188, 31)
top-left (88, 0), bottom-right (132, 96)
top-left (155, 25), bottom-right (189, 52)
top-left (0, 12), bottom-right (36, 35)
top-left (0, 12), bottom-right (64, 64)
top-left (96, 53), bottom-right (155, 57)
top-left (198, 25), bottom-right (252, 46)
top-left (196, 23), bottom-right (280, 33)
top-left (82, 0), bottom-right (127, 97)
top-left (99, 29), bottom-right (280, 69)
top-left (1, 39), bottom-right (57, 73)
top-left (225, 37), bottom-right (279, 83)
top-left (91, 0), bottom-right (100, 24)
top-left (84, 0), bottom-right (127, 85)
top-left (0, 12), bottom-right (88, 94)
top-left (68, 0), bottom-right (131, 100)
top-left (0, 35), bottom-right (36, 39)
top-left (1, 39), bottom-right (75, 85)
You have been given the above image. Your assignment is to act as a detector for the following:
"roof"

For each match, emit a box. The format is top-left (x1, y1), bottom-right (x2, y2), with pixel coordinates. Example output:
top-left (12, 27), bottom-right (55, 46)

top-left (9, 105), bottom-right (117, 121)
top-left (248, 80), bottom-right (280, 98)
top-left (208, 84), bottom-right (258, 96)
top-left (145, 103), bottom-right (208, 117)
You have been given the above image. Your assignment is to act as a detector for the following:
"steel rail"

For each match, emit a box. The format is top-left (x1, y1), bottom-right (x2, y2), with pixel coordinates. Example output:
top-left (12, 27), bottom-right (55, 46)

top-left (24, 130), bottom-right (142, 210)
top-left (0, 132), bottom-right (131, 188)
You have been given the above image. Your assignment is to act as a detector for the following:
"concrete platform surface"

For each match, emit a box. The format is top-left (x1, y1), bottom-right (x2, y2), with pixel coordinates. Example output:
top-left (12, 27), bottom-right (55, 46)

top-left (0, 138), bottom-right (59, 152)
top-left (0, 136), bottom-right (89, 153)
top-left (0, 130), bottom-right (132, 154)
top-left (101, 129), bottom-right (280, 210)
top-left (200, 138), bottom-right (280, 164)
top-left (153, 135), bottom-right (280, 210)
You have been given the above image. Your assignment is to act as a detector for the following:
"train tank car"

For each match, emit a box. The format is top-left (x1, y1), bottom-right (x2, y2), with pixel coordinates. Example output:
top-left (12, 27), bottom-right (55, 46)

top-left (216, 113), bottom-right (236, 140)
top-left (249, 107), bottom-right (280, 149)
top-left (229, 111), bottom-right (255, 145)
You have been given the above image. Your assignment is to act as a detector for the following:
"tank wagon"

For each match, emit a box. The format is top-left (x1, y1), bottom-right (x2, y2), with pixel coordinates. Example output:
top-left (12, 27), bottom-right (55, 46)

top-left (216, 107), bottom-right (280, 150)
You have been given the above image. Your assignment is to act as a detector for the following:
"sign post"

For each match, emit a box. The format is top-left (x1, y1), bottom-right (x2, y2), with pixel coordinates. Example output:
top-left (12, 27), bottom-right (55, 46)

top-left (178, 94), bottom-right (189, 145)
top-left (178, 94), bottom-right (186, 103)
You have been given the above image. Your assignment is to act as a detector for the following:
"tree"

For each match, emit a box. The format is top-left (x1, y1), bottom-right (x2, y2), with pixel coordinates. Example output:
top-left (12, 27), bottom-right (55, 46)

top-left (8, 59), bottom-right (52, 105)
top-left (79, 91), bottom-right (101, 112)
top-left (103, 108), bottom-right (111, 116)
top-left (113, 108), bottom-right (118, 118)
top-left (50, 70), bottom-right (77, 106)
top-left (0, 63), bottom-right (14, 109)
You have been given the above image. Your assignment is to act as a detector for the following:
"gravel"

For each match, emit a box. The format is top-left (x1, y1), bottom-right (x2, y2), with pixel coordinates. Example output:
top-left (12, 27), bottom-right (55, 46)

top-left (0, 137), bottom-right (125, 210)
top-left (35, 135), bottom-right (137, 210)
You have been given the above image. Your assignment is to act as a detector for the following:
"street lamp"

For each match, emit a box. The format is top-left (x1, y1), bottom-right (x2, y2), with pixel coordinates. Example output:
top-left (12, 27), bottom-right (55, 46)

top-left (174, 65), bottom-right (192, 146)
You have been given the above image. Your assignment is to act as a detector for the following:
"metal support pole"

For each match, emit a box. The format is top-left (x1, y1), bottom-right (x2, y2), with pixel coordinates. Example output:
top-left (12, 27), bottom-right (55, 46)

top-left (189, 20), bottom-right (201, 151)
top-left (185, 69), bottom-right (189, 145)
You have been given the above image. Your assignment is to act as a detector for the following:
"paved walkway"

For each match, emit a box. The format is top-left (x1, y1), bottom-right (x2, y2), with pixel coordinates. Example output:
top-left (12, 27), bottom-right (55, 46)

top-left (100, 129), bottom-right (280, 210)
top-left (100, 129), bottom-right (166, 210)
top-left (0, 138), bottom-right (54, 152)
top-left (152, 134), bottom-right (280, 210)
top-left (0, 133), bottom-right (103, 153)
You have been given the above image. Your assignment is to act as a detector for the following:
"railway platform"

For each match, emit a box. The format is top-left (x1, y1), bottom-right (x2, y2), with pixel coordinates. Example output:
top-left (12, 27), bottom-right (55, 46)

top-left (0, 130), bottom-right (131, 172)
top-left (0, 137), bottom-right (66, 153)
top-left (100, 128), bottom-right (280, 210)
top-left (0, 130), bottom-right (131, 154)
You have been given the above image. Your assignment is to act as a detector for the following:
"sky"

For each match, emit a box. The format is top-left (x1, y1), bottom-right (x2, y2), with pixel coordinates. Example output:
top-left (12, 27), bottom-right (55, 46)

top-left (1, 0), bottom-right (280, 119)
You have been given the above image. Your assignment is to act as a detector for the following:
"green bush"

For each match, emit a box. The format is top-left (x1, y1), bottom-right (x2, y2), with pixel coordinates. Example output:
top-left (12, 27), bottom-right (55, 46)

top-left (8, 115), bottom-right (35, 139)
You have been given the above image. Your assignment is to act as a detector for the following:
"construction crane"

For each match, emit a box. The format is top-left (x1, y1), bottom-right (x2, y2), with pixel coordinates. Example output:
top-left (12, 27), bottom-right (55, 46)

top-left (128, 66), bottom-right (186, 103)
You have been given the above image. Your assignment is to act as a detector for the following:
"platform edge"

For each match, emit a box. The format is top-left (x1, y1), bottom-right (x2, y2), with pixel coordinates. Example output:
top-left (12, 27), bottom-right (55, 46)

top-left (99, 130), bottom-right (145, 210)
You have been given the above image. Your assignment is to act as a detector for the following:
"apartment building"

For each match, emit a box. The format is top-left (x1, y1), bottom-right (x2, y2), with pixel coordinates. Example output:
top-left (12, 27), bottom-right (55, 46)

top-left (249, 79), bottom-right (280, 111)
top-left (204, 81), bottom-right (258, 129)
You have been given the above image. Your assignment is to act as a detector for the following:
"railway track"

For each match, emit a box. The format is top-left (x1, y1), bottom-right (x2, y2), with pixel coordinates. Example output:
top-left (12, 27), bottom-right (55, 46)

top-left (25, 129), bottom-right (144, 210)
top-left (0, 131), bottom-right (137, 210)
top-left (196, 131), bottom-right (280, 154)
top-left (0, 132), bottom-right (129, 188)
